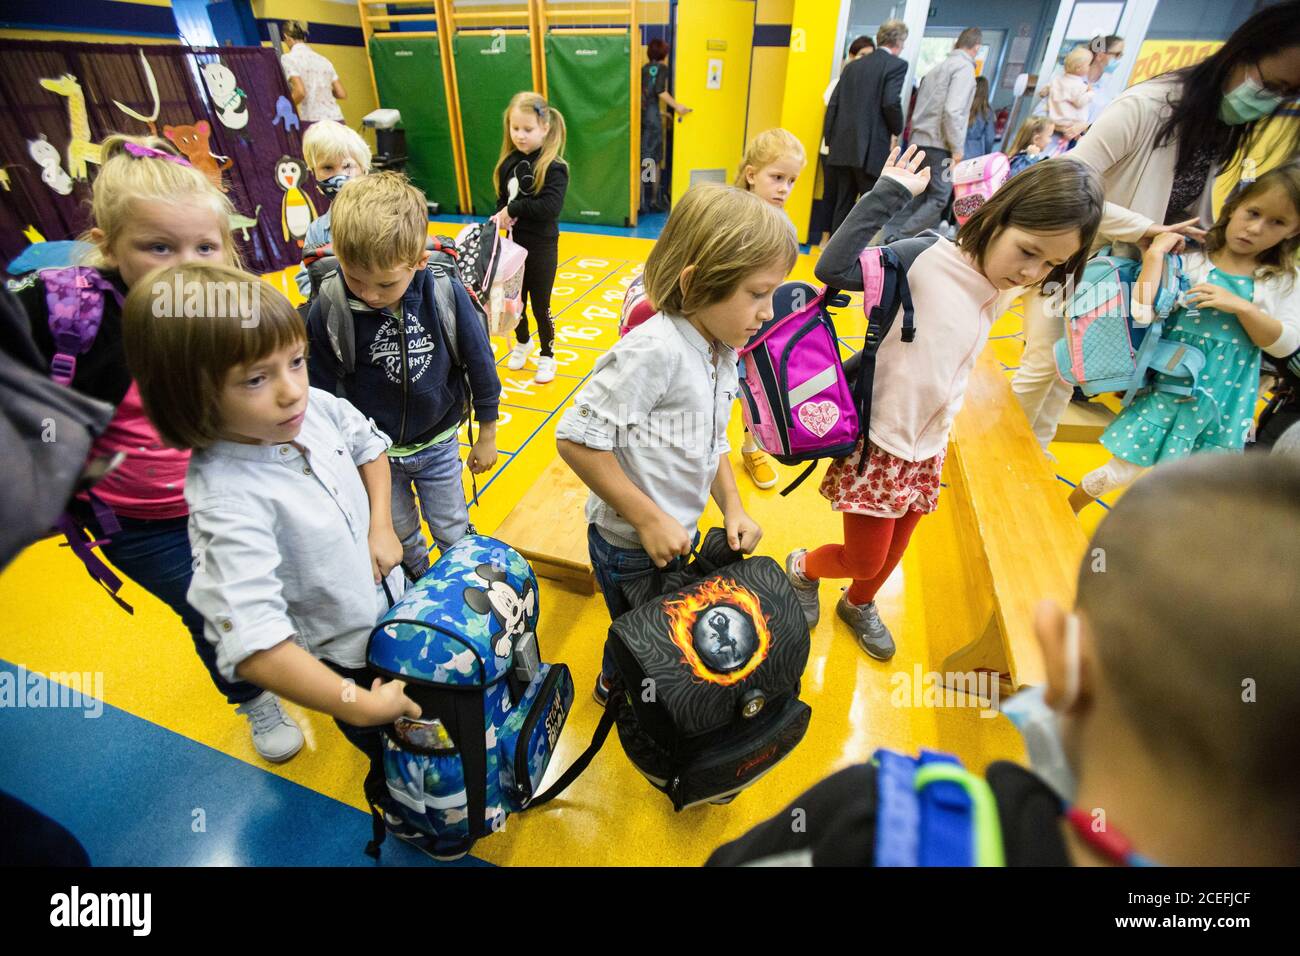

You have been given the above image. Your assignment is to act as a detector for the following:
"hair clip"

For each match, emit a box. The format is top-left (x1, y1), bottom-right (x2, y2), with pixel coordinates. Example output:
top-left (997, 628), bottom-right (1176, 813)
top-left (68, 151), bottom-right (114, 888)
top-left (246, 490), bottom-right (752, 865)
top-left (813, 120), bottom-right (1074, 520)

top-left (533, 102), bottom-right (547, 117)
top-left (123, 142), bottom-right (192, 167)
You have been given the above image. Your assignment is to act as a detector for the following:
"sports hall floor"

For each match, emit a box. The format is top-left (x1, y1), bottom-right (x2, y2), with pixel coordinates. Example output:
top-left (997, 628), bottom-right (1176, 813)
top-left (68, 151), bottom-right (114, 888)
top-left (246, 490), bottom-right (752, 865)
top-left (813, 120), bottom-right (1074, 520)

top-left (0, 220), bottom-right (1125, 866)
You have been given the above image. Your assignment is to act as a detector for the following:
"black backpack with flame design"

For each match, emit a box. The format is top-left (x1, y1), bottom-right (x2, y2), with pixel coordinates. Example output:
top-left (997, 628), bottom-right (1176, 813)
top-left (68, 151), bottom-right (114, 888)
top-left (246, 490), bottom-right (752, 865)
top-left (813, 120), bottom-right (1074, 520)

top-left (537, 530), bottom-right (811, 812)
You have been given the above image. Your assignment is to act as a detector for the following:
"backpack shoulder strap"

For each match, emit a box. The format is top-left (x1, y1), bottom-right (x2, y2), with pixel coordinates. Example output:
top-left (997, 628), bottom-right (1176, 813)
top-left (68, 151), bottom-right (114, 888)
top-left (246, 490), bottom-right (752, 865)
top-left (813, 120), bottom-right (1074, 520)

top-left (317, 270), bottom-right (356, 397)
top-left (41, 266), bottom-right (123, 386)
top-left (423, 261), bottom-right (461, 368)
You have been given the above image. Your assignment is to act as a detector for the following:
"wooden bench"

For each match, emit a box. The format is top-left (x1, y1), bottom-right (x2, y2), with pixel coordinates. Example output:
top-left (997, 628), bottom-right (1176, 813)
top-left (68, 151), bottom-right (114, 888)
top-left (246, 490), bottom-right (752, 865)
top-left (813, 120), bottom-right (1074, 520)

top-left (493, 455), bottom-right (596, 594)
top-left (912, 350), bottom-right (1089, 695)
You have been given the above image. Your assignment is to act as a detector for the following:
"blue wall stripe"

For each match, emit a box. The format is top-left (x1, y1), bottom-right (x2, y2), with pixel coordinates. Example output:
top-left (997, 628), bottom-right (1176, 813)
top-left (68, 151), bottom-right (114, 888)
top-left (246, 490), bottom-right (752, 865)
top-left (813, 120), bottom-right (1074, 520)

top-left (0, 660), bottom-right (488, 866)
top-left (0, 0), bottom-right (178, 37)
top-left (256, 19), bottom-right (366, 49)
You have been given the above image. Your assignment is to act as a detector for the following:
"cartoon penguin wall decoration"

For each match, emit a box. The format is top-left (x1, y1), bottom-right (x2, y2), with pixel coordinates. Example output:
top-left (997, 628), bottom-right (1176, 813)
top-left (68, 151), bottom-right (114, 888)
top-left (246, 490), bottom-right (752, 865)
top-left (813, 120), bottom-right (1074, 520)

top-left (274, 156), bottom-right (317, 245)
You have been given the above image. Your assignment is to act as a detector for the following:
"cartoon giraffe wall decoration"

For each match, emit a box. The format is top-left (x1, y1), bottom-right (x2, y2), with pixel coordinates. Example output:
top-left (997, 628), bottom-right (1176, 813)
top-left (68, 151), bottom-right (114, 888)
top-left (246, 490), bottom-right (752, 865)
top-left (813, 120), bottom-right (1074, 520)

top-left (39, 74), bottom-right (103, 180)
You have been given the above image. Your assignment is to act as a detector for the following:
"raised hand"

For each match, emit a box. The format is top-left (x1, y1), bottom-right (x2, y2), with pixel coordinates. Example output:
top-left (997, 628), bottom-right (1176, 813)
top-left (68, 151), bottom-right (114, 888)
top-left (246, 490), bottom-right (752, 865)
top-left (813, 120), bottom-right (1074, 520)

top-left (879, 144), bottom-right (931, 197)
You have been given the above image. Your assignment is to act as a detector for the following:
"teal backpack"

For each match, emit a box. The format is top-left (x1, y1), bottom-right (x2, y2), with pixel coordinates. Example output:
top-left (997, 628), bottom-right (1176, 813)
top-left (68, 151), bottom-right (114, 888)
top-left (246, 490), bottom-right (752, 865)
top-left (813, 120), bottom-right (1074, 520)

top-left (1054, 248), bottom-right (1205, 406)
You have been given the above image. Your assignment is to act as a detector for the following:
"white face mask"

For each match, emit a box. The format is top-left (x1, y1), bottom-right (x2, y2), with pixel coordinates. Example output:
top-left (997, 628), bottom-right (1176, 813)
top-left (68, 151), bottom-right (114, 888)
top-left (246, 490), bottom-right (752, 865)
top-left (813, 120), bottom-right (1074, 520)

top-left (1001, 613), bottom-right (1081, 803)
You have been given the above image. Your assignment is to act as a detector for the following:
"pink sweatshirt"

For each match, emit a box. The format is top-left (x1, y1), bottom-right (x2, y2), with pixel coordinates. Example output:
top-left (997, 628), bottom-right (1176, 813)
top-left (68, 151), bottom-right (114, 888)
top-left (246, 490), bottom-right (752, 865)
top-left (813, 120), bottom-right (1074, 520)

top-left (815, 177), bottom-right (1021, 461)
top-left (1047, 72), bottom-right (1095, 129)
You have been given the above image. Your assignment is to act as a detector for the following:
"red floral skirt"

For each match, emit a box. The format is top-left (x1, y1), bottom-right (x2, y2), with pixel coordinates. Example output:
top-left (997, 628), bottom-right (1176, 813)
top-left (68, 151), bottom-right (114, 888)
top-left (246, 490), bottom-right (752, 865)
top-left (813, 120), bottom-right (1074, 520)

top-left (819, 438), bottom-right (945, 518)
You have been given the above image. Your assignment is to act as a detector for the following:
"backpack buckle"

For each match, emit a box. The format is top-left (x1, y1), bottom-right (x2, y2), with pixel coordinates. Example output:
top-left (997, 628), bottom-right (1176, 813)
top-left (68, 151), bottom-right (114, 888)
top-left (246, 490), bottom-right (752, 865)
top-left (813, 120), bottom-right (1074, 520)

top-left (50, 352), bottom-right (77, 385)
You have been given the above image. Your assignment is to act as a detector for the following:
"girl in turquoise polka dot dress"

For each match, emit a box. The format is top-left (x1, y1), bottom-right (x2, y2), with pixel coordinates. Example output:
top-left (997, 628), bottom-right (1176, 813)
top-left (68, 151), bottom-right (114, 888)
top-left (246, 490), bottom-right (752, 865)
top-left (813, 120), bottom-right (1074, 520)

top-left (1072, 163), bottom-right (1300, 513)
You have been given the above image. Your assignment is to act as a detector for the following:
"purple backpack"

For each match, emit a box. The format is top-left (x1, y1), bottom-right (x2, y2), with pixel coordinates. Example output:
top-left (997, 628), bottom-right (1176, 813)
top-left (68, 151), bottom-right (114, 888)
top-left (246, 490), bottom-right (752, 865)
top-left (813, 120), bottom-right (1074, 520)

top-left (738, 247), bottom-right (914, 495)
top-left (41, 266), bottom-right (133, 612)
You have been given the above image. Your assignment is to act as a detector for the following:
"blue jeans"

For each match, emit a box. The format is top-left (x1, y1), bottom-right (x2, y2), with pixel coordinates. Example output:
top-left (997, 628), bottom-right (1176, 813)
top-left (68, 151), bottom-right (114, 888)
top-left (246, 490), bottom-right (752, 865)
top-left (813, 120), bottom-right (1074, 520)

top-left (587, 524), bottom-right (695, 680)
top-left (97, 514), bottom-right (261, 706)
top-left (389, 436), bottom-right (473, 579)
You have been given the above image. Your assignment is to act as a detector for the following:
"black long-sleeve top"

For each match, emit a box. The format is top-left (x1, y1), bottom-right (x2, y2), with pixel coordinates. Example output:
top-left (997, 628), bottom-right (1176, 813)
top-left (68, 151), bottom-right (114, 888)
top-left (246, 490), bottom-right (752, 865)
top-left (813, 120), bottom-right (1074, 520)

top-left (494, 148), bottom-right (569, 243)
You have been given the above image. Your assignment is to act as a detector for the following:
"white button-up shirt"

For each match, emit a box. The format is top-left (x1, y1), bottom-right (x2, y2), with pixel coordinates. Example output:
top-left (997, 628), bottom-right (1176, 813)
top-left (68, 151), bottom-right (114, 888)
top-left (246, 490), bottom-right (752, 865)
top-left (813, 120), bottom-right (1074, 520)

top-left (280, 42), bottom-right (344, 123)
top-left (186, 388), bottom-right (400, 682)
top-left (555, 312), bottom-right (736, 549)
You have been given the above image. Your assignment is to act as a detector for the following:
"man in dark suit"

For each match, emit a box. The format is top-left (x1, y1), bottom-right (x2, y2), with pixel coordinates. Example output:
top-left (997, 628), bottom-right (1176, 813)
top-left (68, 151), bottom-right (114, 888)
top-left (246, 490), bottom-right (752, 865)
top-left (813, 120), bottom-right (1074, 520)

top-left (822, 20), bottom-right (910, 234)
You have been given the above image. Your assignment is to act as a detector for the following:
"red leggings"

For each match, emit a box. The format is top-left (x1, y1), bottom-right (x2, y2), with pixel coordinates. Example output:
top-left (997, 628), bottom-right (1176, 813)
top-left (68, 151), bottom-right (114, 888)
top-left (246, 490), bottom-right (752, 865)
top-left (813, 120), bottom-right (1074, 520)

top-left (804, 510), bottom-right (925, 605)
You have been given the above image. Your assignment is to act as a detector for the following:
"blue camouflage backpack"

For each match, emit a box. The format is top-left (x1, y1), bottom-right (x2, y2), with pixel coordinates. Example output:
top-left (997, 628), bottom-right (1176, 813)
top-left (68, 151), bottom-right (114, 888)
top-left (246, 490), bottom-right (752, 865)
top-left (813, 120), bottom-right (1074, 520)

top-left (872, 748), bottom-right (1005, 866)
top-left (1054, 248), bottom-right (1205, 406)
top-left (364, 535), bottom-right (575, 860)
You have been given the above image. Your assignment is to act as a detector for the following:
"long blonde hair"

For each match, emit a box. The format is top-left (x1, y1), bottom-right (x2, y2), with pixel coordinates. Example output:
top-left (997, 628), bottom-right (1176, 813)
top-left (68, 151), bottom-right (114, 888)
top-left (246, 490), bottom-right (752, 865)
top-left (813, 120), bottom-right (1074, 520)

top-left (735, 128), bottom-right (806, 189)
top-left (1007, 116), bottom-right (1054, 157)
top-left (493, 91), bottom-right (567, 195)
top-left (81, 134), bottom-right (240, 271)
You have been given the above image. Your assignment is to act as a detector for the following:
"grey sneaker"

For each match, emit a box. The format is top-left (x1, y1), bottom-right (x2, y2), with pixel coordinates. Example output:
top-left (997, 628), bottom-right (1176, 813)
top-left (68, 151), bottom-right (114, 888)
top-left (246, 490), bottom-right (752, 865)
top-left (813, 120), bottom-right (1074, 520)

top-left (236, 691), bottom-right (305, 763)
top-left (837, 593), bottom-right (896, 661)
top-left (785, 549), bottom-right (820, 627)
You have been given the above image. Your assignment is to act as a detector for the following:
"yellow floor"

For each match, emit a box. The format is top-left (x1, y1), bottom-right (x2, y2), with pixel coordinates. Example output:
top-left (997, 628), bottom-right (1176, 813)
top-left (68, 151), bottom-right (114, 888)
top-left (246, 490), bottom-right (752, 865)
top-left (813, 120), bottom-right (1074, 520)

top-left (1, 223), bottom-right (1131, 866)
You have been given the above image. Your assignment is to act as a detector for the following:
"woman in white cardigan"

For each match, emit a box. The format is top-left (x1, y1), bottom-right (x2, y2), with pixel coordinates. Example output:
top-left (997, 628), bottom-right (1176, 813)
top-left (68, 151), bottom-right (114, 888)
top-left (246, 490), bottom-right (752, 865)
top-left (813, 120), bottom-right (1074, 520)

top-left (1011, 1), bottom-right (1300, 451)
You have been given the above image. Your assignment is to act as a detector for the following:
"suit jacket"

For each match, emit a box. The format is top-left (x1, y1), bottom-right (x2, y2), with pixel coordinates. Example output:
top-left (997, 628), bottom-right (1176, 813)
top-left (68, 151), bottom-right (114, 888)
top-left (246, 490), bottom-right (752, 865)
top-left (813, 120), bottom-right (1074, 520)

top-left (823, 49), bottom-right (907, 174)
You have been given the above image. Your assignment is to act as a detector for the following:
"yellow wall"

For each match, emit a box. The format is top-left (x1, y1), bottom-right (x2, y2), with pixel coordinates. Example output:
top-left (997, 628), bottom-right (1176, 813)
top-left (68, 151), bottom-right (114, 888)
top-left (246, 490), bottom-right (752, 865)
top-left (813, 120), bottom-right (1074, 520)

top-left (253, 1), bottom-right (377, 129)
top-left (778, 0), bottom-right (837, 243)
top-left (670, 0), bottom-right (755, 204)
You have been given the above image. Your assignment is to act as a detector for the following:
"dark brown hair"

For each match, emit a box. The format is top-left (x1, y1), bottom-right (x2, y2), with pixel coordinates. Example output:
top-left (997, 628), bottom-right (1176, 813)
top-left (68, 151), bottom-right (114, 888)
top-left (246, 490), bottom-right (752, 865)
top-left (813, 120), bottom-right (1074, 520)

top-left (956, 157), bottom-right (1104, 289)
top-left (968, 76), bottom-right (991, 123)
top-left (648, 38), bottom-right (669, 62)
top-left (123, 264), bottom-right (306, 449)
top-left (1203, 161), bottom-right (1300, 281)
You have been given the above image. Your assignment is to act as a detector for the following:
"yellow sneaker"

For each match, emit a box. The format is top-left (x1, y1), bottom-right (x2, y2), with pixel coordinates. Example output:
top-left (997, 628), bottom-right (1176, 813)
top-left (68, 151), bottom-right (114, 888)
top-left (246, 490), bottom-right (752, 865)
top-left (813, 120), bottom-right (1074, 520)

top-left (742, 449), bottom-right (779, 489)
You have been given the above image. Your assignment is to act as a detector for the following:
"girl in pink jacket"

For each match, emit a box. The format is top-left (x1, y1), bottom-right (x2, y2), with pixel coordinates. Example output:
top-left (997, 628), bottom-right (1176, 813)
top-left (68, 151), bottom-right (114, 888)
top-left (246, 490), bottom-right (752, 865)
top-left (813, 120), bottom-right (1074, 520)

top-left (786, 155), bottom-right (1105, 659)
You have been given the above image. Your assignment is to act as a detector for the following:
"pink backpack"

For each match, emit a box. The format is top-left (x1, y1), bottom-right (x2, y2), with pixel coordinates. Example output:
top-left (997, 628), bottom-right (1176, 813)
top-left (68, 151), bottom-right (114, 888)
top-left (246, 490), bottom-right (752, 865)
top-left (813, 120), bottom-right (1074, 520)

top-left (951, 152), bottom-right (1010, 225)
top-left (738, 248), bottom-right (915, 494)
top-left (618, 273), bottom-right (656, 337)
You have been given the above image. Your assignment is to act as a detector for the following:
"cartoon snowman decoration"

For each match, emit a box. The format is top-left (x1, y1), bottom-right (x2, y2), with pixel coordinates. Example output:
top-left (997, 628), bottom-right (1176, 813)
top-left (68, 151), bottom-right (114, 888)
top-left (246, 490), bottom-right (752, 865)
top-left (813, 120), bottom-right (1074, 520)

top-left (274, 156), bottom-right (317, 245)
top-left (201, 62), bottom-right (249, 131)
top-left (29, 136), bottom-right (72, 196)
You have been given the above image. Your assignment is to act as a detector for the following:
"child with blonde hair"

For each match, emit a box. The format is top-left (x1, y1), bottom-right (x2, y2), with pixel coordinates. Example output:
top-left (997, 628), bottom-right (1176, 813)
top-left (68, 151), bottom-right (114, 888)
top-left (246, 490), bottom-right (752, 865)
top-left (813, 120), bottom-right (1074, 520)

top-left (1070, 162), bottom-right (1300, 512)
top-left (10, 135), bottom-right (307, 761)
top-left (557, 183), bottom-right (795, 704)
top-left (305, 172), bottom-right (501, 579)
top-left (1006, 116), bottom-right (1056, 176)
top-left (1046, 46), bottom-right (1096, 140)
top-left (295, 119), bottom-right (372, 294)
top-left (122, 264), bottom-right (420, 830)
top-left (491, 91), bottom-right (569, 384)
top-left (733, 127), bottom-right (807, 488)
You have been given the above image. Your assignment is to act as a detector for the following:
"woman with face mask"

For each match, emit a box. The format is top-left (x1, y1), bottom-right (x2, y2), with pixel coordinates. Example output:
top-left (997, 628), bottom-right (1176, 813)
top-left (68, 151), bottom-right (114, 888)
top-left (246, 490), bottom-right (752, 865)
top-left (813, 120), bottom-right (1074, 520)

top-left (1011, 1), bottom-right (1300, 453)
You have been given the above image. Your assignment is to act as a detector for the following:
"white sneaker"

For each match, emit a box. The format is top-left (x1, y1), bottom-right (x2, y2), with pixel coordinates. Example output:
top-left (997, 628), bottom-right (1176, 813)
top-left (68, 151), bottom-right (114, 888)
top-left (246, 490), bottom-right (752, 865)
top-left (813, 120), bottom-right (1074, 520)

top-left (534, 355), bottom-right (557, 384)
top-left (507, 339), bottom-right (536, 371)
top-left (236, 691), bottom-right (304, 763)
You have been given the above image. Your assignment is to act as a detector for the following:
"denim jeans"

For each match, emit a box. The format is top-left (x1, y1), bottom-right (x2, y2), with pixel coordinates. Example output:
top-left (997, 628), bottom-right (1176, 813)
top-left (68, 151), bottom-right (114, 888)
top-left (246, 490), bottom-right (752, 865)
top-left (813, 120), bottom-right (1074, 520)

top-left (322, 660), bottom-right (386, 782)
top-left (97, 514), bottom-right (261, 706)
top-left (389, 436), bottom-right (473, 579)
top-left (587, 524), bottom-right (696, 680)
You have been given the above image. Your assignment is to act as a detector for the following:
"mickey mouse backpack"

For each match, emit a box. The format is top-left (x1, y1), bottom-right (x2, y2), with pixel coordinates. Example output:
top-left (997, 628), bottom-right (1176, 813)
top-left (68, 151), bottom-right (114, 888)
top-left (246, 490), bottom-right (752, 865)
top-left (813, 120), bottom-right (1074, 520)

top-left (364, 534), bottom-right (574, 860)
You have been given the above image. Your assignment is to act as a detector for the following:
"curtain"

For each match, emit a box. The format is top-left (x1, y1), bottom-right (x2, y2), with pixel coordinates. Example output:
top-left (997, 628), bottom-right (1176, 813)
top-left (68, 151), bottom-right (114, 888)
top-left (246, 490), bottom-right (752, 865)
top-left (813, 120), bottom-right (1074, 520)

top-left (0, 39), bottom-right (326, 274)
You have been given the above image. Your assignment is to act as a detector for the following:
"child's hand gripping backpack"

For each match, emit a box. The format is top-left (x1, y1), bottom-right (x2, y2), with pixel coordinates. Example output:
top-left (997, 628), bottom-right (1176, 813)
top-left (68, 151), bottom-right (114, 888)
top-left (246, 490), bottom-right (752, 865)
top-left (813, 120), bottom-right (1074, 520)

top-left (951, 152), bottom-right (1010, 226)
top-left (872, 748), bottom-right (1005, 866)
top-left (540, 529), bottom-right (813, 812)
top-left (27, 266), bottom-right (132, 611)
top-left (1053, 247), bottom-right (1205, 406)
top-left (742, 247), bottom-right (916, 495)
top-left (456, 222), bottom-right (528, 337)
top-left (364, 535), bottom-right (575, 860)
